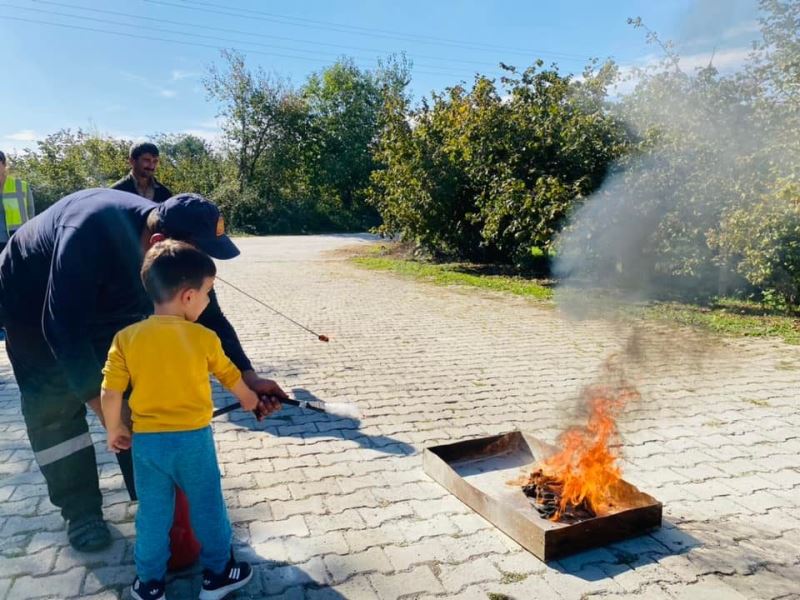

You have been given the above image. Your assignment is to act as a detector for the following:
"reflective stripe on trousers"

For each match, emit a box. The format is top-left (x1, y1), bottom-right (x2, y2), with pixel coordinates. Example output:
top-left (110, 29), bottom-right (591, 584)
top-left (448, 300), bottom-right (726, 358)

top-left (4, 318), bottom-right (104, 521)
top-left (34, 432), bottom-right (93, 467)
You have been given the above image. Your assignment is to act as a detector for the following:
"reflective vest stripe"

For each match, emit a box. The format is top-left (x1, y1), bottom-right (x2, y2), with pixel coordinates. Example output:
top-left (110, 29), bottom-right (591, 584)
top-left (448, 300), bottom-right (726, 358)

top-left (25, 183), bottom-right (35, 220)
top-left (15, 179), bottom-right (28, 222)
top-left (34, 432), bottom-right (93, 467)
top-left (0, 195), bottom-right (6, 243)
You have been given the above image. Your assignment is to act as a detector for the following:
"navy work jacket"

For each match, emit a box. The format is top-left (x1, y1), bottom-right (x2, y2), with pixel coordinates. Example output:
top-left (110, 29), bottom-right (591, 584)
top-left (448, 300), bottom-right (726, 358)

top-left (0, 188), bottom-right (252, 401)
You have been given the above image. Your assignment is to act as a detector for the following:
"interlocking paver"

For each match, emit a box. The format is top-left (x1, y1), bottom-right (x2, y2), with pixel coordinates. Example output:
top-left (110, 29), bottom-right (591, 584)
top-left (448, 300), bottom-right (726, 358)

top-left (324, 547), bottom-right (393, 584)
top-left (7, 567), bottom-right (85, 599)
top-left (2, 234), bottom-right (800, 598)
top-left (369, 566), bottom-right (444, 599)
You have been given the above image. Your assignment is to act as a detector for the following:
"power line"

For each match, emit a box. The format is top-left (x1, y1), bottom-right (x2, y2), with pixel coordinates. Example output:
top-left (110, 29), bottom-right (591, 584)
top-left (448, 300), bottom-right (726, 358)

top-left (142, 0), bottom-right (589, 61)
top-left (23, 0), bottom-right (527, 70)
top-left (0, 13), bottom-right (492, 79)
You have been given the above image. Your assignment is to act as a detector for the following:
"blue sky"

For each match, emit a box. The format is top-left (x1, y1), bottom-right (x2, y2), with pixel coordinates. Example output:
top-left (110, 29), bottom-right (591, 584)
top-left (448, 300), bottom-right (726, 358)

top-left (1, 0), bottom-right (761, 153)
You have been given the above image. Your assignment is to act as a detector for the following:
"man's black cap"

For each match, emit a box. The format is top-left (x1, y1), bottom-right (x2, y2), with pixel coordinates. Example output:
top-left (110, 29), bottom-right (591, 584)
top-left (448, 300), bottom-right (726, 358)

top-left (156, 194), bottom-right (239, 260)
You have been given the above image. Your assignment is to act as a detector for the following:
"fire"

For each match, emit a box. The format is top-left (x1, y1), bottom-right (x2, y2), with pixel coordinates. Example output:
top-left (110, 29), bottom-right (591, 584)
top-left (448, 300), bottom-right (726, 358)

top-left (517, 360), bottom-right (640, 521)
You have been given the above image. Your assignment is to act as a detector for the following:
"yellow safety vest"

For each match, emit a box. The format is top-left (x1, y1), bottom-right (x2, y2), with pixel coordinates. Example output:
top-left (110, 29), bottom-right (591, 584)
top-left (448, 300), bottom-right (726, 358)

top-left (1, 177), bottom-right (35, 242)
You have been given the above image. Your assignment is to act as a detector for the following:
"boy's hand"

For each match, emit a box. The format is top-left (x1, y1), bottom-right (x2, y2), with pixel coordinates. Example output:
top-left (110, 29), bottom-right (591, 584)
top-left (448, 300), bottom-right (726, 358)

top-left (239, 388), bottom-right (260, 412)
top-left (107, 425), bottom-right (132, 453)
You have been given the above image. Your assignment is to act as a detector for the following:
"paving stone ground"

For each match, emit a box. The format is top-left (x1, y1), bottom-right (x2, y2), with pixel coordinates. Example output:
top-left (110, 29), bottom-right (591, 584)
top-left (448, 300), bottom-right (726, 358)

top-left (1, 234), bottom-right (799, 600)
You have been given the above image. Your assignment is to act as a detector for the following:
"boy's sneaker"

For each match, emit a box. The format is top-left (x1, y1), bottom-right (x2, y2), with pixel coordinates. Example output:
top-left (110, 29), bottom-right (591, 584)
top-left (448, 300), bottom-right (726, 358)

top-left (199, 556), bottom-right (253, 600)
top-left (131, 577), bottom-right (165, 600)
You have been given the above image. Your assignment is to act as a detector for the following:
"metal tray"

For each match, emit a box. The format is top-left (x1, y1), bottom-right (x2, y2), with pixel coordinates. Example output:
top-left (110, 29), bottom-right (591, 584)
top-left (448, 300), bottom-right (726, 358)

top-left (423, 431), bottom-right (662, 561)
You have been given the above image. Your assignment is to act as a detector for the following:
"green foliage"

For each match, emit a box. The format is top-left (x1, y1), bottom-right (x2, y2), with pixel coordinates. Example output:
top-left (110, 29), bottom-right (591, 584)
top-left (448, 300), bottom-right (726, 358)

top-left (12, 129), bottom-right (129, 210)
top-left (12, 130), bottom-right (225, 214)
top-left (368, 60), bottom-right (629, 264)
top-left (203, 51), bottom-right (410, 233)
top-left (711, 182), bottom-right (800, 304)
top-left (151, 133), bottom-right (223, 198)
top-left (301, 59), bottom-right (387, 229)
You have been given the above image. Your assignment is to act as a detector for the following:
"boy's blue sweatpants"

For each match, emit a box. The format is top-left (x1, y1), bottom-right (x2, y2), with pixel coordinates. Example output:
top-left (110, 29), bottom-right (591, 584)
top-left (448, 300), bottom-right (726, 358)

top-left (132, 426), bottom-right (231, 581)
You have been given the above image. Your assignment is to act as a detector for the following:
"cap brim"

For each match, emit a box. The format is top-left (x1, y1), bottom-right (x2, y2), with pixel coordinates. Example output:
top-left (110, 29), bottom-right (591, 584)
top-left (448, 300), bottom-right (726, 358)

top-left (195, 234), bottom-right (240, 260)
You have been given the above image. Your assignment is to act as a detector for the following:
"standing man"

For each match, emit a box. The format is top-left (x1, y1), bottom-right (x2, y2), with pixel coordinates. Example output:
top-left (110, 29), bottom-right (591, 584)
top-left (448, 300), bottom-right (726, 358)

top-left (0, 150), bottom-right (36, 253)
top-left (111, 142), bottom-right (173, 203)
top-left (0, 188), bottom-right (284, 552)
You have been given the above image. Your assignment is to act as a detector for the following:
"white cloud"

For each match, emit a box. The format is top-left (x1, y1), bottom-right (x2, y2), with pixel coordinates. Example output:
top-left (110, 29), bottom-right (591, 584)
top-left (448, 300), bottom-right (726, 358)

top-left (720, 20), bottom-right (760, 41)
top-left (677, 46), bottom-right (752, 72)
top-left (611, 45), bottom-right (752, 98)
top-left (120, 71), bottom-right (178, 100)
top-left (682, 21), bottom-right (760, 50)
top-left (6, 129), bottom-right (40, 142)
top-left (199, 118), bottom-right (222, 129)
top-left (182, 128), bottom-right (222, 147)
top-left (171, 69), bottom-right (201, 81)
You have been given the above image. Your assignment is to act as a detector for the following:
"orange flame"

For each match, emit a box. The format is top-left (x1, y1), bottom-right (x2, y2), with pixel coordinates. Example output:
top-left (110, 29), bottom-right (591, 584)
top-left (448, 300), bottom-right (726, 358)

top-left (540, 378), bottom-right (639, 519)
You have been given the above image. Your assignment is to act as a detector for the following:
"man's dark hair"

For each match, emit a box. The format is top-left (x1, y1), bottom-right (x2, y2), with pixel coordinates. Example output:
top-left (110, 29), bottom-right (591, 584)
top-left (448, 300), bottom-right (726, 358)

top-left (0, 150), bottom-right (6, 165)
top-left (141, 239), bottom-right (216, 304)
top-left (130, 142), bottom-right (160, 160)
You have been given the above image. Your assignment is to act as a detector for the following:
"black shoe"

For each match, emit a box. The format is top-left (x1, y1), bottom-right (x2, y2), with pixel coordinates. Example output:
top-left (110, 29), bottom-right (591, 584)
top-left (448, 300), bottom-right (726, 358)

top-left (67, 515), bottom-right (111, 552)
top-left (199, 556), bottom-right (253, 600)
top-left (131, 577), bottom-right (165, 600)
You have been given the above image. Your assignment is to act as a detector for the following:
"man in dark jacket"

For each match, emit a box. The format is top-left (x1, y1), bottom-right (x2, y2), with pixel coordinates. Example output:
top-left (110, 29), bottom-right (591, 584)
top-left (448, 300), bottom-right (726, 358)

top-left (111, 142), bottom-right (173, 203)
top-left (0, 189), bottom-right (284, 551)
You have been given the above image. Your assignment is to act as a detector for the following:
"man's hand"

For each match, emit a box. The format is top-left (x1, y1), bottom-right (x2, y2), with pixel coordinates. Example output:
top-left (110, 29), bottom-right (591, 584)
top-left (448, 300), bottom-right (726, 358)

top-left (242, 371), bottom-right (286, 419)
top-left (107, 424), bottom-right (131, 453)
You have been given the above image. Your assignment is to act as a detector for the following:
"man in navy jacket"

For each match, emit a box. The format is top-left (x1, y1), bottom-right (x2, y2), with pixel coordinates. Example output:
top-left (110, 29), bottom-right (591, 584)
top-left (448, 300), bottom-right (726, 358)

top-left (0, 189), bottom-right (284, 551)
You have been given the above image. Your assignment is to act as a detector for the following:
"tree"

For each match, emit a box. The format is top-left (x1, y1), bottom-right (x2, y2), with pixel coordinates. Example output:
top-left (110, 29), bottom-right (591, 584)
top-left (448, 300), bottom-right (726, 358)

top-left (12, 129), bottom-right (129, 210)
top-left (300, 56), bottom-right (411, 230)
top-left (204, 49), bottom-right (299, 196)
top-left (151, 133), bottom-right (223, 198)
top-left (369, 59), bottom-right (629, 264)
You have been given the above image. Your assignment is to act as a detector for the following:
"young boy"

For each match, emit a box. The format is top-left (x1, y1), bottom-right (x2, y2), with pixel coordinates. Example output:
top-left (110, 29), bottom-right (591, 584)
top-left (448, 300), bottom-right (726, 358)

top-left (101, 239), bottom-right (259, 600)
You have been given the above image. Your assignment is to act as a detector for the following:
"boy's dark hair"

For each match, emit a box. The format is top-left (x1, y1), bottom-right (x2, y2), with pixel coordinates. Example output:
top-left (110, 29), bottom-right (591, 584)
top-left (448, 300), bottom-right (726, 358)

top-left (130, 142), bottom-right (160, 160)
top-left (141, 239), bottom-right (216, 304)
top-left (0, 150), bottom-right (6, 165)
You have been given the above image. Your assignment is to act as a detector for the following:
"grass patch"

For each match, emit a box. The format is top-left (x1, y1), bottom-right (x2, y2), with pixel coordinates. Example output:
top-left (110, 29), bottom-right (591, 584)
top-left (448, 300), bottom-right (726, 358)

top-left (745, 398), bottom-right (770, 407)
top-left (639, 299), bottom-right (800, 345)
top-left (351, 243), bottom-right (800, 344)
top-left (776, 360), bottom-right (800, 370)
top-left (487, 594), bottom-right (513, 600)
top-left (499, 571), bottom-right (529, 584)
top-left (352, 255), bottom-right (553, 301)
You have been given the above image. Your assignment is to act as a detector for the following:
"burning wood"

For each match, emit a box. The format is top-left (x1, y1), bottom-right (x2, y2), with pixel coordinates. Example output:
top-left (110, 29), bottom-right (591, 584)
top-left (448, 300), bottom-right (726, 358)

top-left (521, 469), bottom-right (596, 522)
top-left (513, 359), bottom-right (640, 523)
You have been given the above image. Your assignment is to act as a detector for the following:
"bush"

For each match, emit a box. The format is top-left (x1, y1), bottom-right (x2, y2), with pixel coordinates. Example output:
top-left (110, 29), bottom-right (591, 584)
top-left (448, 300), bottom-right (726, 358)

top-left (369, 60), bottom-right (630, 265)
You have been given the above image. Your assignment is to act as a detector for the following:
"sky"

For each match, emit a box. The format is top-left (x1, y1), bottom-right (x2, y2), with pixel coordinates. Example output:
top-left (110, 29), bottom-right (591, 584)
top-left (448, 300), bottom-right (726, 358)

top-left (0, 0), bottom-right (763, 154)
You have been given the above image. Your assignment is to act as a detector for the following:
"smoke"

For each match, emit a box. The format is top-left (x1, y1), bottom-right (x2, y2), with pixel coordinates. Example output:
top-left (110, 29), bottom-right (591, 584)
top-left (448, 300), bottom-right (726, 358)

top-left (550, 1), bottom-right (800, 382)
top-left (554, 7), bottom-right (796, 320)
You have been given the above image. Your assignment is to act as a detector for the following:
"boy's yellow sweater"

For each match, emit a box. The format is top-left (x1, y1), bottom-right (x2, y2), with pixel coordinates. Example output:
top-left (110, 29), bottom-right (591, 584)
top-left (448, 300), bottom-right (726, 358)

top-left (101, 315), bottom-right (242, 433)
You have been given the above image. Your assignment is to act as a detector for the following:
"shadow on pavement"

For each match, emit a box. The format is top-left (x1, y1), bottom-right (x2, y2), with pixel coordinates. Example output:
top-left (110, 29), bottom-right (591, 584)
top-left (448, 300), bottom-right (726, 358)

top-left (216, 387), bottom-right (416, 457)
top-left (551, 519), bottom-right (701, 580)
top-left (80, 527), bottom-right (347, 598)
